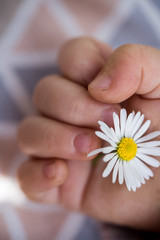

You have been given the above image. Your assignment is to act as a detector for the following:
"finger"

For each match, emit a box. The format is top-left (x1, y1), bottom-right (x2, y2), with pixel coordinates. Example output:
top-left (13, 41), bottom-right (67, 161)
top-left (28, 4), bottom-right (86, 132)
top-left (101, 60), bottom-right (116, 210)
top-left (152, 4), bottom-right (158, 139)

top-left (18, 158), bottom-right (68, 203)
top-left (34, 75), bottom-right (120, 128)
top-left (18, 116), bottom-right (101, 160)
top-left (88, 44), bottom-right (160, 103)
top-left (58, 37), bottom-right (113, 85)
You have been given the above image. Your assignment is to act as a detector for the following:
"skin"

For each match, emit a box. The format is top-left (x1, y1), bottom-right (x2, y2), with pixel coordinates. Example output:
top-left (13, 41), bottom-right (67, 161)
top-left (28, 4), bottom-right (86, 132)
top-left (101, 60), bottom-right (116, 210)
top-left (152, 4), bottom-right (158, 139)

top-left (17, 37), bottom-right (160, 232)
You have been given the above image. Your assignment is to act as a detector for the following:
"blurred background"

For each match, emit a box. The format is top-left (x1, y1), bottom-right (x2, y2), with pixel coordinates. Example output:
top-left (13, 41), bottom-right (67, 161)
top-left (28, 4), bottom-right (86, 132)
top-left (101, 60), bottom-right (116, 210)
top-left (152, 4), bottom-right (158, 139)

top-left (0, 0), bottom-right (160, 239)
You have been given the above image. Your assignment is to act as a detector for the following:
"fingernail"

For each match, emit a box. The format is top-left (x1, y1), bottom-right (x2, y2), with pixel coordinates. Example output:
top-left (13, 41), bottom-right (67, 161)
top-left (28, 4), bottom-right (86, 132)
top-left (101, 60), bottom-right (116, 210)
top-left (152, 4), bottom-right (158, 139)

top-left (74, 132), bottom-right (91, 154)
top-left (101, 107), bottom-right (120, 126)
top-left (90, 72), bottom-right (112, 90)
top-left (44, 162), bottom-right (56, 178)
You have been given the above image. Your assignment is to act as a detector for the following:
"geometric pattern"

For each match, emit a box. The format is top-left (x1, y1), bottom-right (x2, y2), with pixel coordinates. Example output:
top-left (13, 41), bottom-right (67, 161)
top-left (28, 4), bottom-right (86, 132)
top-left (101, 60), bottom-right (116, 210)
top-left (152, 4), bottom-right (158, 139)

top-left (0, 77), bottom-right (24, 121)
top-left (14, 66), bottom-right (59, 97)
top-left (111, 4), bottom-right (160, 48)
top-left (0, 0), bottom-right (160, 239)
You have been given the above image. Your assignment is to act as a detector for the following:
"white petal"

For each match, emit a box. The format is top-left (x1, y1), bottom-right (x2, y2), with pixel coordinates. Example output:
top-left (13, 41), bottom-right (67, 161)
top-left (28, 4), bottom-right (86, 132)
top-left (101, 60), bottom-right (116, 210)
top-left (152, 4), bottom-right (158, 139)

top-left (130, 111), bottom-right (141, 133)
top-left (137, 141), bottom-right (160, 147)
top-left (124, 161), bottom-right (136, 191)
top-left (98, 120), bottom-right (109, 129)
top-left (130, 160), bottom-right (145, 184)
top-left (131, 114), bottom-right (144, 138)
top-left (88, 146), bottom-right (115, 157)
top-left (136, 153), bottom-right (160, 167)
top-left (113, 112), bottom-right (121, 139)
top-left (98, 121), bottom-right (115, 142)
top-left (103, 153), bottom-right (116, 162)
top-left (128, 160), bottom-right (142, 191)
top-left (102, 146), bottom-right (115, 154)
top-left (112, 160), bottom-right (119, 183)
top-left (95, 131), bottom-right (117, 147)
top-left (99, 124), bottom-right (110, 135)
top-left (134, 157), bottom-right (153, 178)
top-left (137, 147), bottom-right (160, 156)
top-left (132, 186), bottom-right (137, 192)
top-left (123, 161), bottom-right (131, 191)
top-left (133, 120), bottom-right (151, 141)
top-left (120, 109), bottom-right (127, 137)
top-left (102, 156), bottom-right (117, 178)
top-left (95, 131), bottom-right (108, 141)
top-left (110, 128), bottom-right (119, 143)
top-left (133, 158), bottom-right (149, 180)
top-left (136, 131), bottom-right (160, 143)
top-left (124, 112), bottom-right (135, 138)
top-left (118, 160), bottom-right (124, 184)
top-left (134, 177), bottom-right (141, 188)
top-left (87, 148), bottom-right (104, 157)
top-left (100, 126), bottom-right (115, 142)
top-left (132, 110), bottom-right (135, 115)
top-left (127, 161), bottom-right (137, 191)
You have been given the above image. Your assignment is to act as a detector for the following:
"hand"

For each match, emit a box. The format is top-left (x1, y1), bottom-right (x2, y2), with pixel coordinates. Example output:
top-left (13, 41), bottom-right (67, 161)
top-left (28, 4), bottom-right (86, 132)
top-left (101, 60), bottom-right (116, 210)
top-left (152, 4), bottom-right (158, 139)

top-left (17, 38), bottom-right (160, 231)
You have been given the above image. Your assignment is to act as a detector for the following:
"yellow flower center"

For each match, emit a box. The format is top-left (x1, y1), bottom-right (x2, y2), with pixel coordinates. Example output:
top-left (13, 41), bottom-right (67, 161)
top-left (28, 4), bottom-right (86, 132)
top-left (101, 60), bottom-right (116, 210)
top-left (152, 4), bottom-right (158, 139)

top-left (117, 138), bottom-right (137, 161)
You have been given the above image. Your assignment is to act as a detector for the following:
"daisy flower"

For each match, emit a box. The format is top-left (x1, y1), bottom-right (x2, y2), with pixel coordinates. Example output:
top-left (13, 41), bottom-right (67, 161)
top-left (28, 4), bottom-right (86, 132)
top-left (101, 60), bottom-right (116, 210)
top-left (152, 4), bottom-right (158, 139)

top-left (88, 109), bottom-right (160, 192)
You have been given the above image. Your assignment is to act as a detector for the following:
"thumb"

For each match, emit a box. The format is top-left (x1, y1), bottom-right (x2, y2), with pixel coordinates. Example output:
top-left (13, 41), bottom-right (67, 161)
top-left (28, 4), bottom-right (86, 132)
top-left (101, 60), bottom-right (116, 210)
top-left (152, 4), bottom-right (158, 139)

top-left (88, 44), bottom-right (160, 103)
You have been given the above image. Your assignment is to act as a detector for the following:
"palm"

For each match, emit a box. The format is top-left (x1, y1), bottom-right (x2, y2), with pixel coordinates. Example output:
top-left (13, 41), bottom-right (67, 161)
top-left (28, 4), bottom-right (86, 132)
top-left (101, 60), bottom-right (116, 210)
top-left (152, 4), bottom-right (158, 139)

top-left (59, 97), bottom-right (160, 231)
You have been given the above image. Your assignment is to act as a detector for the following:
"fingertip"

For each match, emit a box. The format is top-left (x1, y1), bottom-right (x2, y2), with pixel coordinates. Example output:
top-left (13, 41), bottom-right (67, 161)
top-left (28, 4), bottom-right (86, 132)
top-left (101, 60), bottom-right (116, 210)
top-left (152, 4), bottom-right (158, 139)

top-left (58, 37), bottom-right (111, 85)
top-left (17, 158), bottom-right (68, 203)
top-left (43, 159), bottom-right (68, 186)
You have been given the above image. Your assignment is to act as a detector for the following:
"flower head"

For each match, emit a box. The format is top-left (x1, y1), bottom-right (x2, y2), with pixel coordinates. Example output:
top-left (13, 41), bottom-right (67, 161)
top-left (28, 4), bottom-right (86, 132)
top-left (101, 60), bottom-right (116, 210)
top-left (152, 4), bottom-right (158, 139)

top-left (88, 109), bottom-right (160, 192)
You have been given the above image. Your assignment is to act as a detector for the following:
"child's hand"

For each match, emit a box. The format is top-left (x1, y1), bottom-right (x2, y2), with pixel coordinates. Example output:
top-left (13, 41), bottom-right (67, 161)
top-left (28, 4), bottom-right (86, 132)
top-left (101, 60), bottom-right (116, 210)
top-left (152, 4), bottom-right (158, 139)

top-left (17, 38), bottom-right (160, 231)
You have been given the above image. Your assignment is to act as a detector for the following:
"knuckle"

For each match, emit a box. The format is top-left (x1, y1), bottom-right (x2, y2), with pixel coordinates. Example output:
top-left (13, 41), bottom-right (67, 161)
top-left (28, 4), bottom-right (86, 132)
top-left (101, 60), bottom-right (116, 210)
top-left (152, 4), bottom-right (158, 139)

top-left (58, 37), bottom-right (98, 81)
top-left (18, 116), bottom-right (60, 157)
top-left (114, 44), bottom-right (141, 62)
top-left (44, 127), bottom-right (57, 154)
top-left (106, 44), bottom-right (141, 76)
top-left (69, 100), bottom-right (84, 123)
